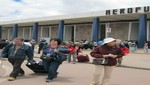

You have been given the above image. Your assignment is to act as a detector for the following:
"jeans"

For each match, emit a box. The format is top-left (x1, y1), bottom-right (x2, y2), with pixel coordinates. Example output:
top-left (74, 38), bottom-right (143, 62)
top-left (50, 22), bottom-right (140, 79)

top-left (43, 60), bottom-right (60, 80)
top-left (8, 58), bottom-right (25, 78)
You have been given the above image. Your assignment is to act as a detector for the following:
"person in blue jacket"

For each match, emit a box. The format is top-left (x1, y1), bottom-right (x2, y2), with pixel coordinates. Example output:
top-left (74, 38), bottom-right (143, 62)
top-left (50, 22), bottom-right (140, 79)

top-left (1, 38), bottom-right (33, 81)
top-left (40, 38), bottom-right (70, 82)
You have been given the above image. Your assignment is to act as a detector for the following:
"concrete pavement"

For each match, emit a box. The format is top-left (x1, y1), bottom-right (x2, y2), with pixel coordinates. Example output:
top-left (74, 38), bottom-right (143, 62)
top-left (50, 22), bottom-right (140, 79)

top-left (0, 50), bottom-right (150, 85)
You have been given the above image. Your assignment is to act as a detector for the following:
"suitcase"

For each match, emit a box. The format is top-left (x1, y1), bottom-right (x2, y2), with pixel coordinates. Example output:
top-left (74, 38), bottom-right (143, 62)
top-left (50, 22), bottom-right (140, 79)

top-left (26, 61), bottom-right (48, 73)
top-left (77, 54), bottom-right (89, 62)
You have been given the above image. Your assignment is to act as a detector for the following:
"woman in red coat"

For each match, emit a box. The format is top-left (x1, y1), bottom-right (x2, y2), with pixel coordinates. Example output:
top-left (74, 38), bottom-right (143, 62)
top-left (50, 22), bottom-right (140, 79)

top-left (66, 42), bottom-right (81, 64)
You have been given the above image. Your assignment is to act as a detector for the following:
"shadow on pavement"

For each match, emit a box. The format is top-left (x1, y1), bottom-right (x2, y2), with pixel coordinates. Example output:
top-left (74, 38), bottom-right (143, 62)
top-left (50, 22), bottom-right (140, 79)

top-left (17, 75), bottom-right (37, 80)
top-left (118, 65), bottom-right (150, 71)
top-left (53, 76), bottom-right (74, 83)
top-left (16, 73), bottom-right (47, 80)
top-left (29, 73), bottom-right (47, 76)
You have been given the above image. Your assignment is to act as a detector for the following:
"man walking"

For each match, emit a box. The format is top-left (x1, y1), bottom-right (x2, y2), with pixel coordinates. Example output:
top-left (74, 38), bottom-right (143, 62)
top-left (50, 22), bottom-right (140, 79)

top-left (1, 38), bottom-right (34, 81)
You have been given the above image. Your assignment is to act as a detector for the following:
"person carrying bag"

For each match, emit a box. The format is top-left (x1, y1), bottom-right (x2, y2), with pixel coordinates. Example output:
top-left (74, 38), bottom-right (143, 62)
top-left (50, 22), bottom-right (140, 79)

top-left (89, 38), bottom-right (124, 85)
top-left (40, 38), bottom-right (70, 82)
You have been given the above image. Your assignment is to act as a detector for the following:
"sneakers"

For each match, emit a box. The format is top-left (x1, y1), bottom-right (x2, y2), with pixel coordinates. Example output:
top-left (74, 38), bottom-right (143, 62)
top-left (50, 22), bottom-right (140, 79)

top-left (7, 77), bottom-right (16, 81)
top-left (46, 78), bottom-right (52, 82)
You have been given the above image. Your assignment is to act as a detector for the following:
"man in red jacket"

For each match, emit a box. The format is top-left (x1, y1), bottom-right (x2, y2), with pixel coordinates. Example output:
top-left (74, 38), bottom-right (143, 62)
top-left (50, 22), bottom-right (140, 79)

top-left (89, 38), bottom-right (124, 85)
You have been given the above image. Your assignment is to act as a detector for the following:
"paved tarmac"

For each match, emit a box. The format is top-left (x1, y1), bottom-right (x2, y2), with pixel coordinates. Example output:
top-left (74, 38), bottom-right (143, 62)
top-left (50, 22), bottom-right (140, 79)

top-left (0, 49), bottom-right (150, 85)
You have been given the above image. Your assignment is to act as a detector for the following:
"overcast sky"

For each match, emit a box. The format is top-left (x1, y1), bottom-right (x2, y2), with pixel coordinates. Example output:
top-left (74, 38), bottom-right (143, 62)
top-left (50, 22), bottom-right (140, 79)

top-left (0, 0), bottom-right (149, 21)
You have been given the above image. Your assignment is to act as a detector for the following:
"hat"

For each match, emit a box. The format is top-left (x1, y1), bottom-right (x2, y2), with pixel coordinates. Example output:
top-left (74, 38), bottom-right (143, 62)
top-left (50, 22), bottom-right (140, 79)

top-left (98, 40), bottom-right (104, 45)
top-left (103, 38), bottom-right (116, 44)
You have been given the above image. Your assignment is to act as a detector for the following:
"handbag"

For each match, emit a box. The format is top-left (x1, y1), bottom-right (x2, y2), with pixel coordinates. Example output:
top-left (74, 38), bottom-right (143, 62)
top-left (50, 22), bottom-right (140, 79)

top-left (93, 58), bottom-right (109, 65)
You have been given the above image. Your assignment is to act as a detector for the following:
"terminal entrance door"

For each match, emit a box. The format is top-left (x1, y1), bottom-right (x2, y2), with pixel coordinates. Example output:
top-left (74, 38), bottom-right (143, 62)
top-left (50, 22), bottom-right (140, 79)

top-left (99, 24), bottom-right (106, 40)
top-left (2, 28), bottom-right (9, 40)
top-left (64, 26), bottom-right (74, 42)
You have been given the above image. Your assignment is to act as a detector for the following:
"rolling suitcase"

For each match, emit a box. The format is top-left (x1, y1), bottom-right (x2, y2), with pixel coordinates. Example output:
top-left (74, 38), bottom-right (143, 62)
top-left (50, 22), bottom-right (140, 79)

top-left (77, 53), bottom-right (89, 62)
top-left (26, 61), bottom-right (48, 73)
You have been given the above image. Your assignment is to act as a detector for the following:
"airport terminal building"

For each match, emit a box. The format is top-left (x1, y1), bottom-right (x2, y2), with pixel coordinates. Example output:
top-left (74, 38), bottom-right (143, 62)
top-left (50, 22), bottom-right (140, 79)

top-left (0, 6), bottom-right (150, 48)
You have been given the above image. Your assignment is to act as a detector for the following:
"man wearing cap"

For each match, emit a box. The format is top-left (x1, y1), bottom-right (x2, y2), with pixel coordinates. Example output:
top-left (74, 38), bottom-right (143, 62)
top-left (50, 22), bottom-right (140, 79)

top-left (89, 38), bottom-right (124, 85)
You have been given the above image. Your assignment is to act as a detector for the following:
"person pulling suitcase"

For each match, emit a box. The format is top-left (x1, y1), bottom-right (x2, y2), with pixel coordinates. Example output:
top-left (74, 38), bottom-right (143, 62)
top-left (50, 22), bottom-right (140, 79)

top-left (0, 38), bottom-right (34, 81)
top-left (40, 38), bottom-right (70, 82)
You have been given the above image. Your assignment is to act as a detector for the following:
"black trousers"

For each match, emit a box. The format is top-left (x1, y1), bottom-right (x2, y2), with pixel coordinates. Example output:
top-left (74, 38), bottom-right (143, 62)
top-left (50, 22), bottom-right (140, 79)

top-left (8, 58), bottom-right (25, 78)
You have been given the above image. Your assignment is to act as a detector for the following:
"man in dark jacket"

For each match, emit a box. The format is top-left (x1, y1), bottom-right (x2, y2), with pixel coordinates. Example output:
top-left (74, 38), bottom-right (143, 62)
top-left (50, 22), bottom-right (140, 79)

top-left (1, 38), bottom-right (33, 81)
top-left (38, 39), bottom-right (47, 54)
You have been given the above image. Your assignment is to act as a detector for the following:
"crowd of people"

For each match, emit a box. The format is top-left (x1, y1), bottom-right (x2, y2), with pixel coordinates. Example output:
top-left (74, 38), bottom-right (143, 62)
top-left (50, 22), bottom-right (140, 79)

top-left (0, 38), bottom-right (149, 54)
top-left (0, 37), bottom-right (149, 85)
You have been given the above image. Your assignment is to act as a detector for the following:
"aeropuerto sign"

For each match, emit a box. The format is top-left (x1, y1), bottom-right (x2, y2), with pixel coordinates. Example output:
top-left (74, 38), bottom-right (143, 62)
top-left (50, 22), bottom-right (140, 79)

top-left (106, 6), bottom-right (150, 15)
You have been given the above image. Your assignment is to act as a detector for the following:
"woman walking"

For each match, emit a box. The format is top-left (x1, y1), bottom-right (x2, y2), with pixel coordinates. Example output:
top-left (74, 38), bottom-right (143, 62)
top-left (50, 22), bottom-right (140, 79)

top-left (89, 38), bottom-right (124, 85)
top-left (40, 38), bottom-right (69, 82)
